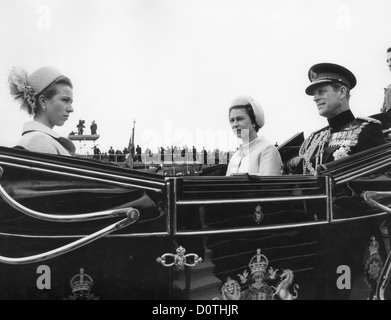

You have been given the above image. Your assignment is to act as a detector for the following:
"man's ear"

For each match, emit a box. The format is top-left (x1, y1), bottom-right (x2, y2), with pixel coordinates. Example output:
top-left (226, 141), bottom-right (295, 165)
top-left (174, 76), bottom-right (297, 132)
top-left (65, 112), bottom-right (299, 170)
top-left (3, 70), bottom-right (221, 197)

top-left (339, 86), bottom-right (348, 99)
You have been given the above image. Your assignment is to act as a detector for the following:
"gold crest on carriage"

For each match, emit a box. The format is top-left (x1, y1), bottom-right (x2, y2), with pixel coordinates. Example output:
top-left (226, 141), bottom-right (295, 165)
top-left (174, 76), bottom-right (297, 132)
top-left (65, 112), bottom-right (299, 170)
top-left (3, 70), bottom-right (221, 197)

top-left (220, 249), bottom-right (299, 300)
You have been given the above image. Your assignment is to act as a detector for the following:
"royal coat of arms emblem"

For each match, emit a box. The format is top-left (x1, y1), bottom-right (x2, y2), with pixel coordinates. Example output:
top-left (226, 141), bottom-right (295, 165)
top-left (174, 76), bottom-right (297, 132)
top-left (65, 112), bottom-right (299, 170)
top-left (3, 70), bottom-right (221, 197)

top-left (220, 249), bottom-right (299, 300)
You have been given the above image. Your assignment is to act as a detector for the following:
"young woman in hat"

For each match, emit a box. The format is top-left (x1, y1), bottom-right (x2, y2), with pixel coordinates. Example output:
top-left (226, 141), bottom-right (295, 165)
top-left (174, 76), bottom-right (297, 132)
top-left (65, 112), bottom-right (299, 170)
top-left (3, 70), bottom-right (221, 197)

top-left (226, 95), bottom-right (282, 176)
top-left (8, 66), bottom-right (75, 156)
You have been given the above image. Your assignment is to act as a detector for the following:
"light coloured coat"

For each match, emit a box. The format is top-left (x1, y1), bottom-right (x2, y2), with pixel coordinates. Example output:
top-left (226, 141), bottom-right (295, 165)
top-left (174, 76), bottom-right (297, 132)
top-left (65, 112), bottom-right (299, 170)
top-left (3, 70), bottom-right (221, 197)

top-left (226, 136), bottom-right (282, 176)
top-left (17, 121), bottom-right (74, 156)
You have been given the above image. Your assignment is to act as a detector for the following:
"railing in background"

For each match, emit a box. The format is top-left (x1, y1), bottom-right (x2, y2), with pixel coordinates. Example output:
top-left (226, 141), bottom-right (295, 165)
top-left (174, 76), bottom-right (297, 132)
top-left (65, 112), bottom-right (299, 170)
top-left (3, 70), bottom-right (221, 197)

top-left (78, 151), bottom-right (234, 166)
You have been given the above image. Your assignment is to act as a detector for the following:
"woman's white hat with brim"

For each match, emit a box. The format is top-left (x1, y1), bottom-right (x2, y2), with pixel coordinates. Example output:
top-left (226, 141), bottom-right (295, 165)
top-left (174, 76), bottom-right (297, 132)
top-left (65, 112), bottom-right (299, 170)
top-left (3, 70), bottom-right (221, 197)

top-left (230, 95), bottom-right (265, 129)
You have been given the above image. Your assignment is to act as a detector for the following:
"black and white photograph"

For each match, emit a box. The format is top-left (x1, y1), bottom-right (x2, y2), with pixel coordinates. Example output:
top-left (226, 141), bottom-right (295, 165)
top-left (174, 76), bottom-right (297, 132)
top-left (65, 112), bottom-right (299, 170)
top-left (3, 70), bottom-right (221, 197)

top-left (0, 0), bottom-right (390, 301)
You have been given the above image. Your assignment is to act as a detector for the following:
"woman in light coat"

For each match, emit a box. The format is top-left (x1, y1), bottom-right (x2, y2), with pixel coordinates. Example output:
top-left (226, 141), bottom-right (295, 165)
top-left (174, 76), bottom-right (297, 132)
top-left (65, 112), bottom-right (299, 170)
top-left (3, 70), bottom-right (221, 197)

top-left (226, 95), bottom-right (282, 176)
top-left (9, 66), bottom-right (75, 156)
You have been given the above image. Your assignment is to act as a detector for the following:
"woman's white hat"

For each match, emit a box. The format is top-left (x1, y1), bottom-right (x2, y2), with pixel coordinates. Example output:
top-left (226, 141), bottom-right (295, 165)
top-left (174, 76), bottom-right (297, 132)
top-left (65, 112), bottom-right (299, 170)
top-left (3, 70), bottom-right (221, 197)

top-left (8, 66), bottom-right (63, 113)
top-left (230, 95), bottom-right (265, 129)
top-left (27, 66), bottom-right (63, 95)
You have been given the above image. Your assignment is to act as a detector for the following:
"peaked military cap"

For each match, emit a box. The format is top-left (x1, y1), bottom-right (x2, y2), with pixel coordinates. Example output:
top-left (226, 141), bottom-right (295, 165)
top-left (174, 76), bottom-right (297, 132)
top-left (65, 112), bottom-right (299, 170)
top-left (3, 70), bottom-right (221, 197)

top-left (305, 63), bottom-right (357, 95)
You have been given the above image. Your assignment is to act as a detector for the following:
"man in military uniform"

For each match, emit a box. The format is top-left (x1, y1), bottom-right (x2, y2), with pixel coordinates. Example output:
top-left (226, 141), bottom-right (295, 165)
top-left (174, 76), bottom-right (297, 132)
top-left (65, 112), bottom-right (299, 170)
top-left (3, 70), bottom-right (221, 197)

top-left (289, 63), bottom-right (385, 175)
top-left (381, 47), bottom-right (391, 114)
top-left (290, 63), bottom-right (387, 299)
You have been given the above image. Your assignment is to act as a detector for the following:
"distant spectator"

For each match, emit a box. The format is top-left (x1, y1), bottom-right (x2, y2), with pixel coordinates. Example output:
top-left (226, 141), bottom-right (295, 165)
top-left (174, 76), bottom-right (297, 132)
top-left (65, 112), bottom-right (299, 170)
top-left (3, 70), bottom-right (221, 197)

top-left (77, 120), bottom-right (85, 135)
top-left (181, 146), bottom-right (186, 159)
top-left (130, 145), bottom-right (135, 160)
top-left (101, 152), bottom-right (109, 163)
top-left (144, 147), bottom-right (152, 159)
top-left (90, 121), bottom-right (98, 135)
top-left (215, 149), bottom-right (220, 164)
top-left (136, 145), bottom-right (142, 162)
top-left (108, 146), bottom-right (115, 162)
top-left (116, 149), bottom-right (123, 162)
top-left (192, 146), bottom-right (197, 162)
top-left (160, 147), bottom-right (165, 162)
top-left (172, 146), bottom-right (177, 161)
top-left (170, 146), bottom-right (174, 162)
top-left (93, 145), bottom-right (101, 160)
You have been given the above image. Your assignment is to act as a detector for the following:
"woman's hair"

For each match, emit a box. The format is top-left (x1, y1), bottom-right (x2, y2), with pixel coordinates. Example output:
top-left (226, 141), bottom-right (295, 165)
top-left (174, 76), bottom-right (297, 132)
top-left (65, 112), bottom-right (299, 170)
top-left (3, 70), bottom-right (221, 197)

top-left (34, 76), bottom-right (73, 114)
top-left (229, 103), bottom-right (260, 132)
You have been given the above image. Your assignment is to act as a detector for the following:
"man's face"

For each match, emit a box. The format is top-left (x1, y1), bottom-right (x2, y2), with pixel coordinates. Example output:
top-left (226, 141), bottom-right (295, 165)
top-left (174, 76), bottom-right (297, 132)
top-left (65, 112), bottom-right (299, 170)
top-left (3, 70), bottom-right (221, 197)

top-left (387, 52), bottom-right (391, 71)
top-left (312, 84), bottom-right (343, 118)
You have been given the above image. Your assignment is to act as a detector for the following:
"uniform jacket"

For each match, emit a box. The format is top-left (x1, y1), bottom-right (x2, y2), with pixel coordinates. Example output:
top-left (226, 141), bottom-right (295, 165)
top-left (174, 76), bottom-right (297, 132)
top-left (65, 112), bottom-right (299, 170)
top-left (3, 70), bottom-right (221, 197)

top-left (381, 84), bottom-right (391, 113)
top-left (16, 121), bottom-right (75, 156)
top-left (226, 136), bottom-right (282, 176)
top-left (299, 110), bottom-right (385, 175)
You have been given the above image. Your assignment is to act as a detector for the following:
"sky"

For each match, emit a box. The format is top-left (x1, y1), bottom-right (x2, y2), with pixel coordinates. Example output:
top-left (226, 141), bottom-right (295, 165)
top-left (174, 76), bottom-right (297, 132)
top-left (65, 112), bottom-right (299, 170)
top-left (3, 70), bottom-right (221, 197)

top-left (0, 0), bottom-right (391, 155)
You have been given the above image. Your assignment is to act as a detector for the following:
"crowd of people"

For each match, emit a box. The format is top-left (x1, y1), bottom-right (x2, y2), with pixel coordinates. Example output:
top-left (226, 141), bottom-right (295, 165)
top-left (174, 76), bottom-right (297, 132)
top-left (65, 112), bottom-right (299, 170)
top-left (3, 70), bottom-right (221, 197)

top-left (7, 47), bottom-right (391, 176)
top-left (90, 144), bottom-right (237, 165)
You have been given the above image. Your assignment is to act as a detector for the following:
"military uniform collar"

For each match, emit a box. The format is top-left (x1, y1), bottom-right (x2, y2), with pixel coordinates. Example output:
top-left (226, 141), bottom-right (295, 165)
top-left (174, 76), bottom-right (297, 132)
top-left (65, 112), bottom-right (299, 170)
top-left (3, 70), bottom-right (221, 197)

top-left (327, 110), bottom-right (355, 130)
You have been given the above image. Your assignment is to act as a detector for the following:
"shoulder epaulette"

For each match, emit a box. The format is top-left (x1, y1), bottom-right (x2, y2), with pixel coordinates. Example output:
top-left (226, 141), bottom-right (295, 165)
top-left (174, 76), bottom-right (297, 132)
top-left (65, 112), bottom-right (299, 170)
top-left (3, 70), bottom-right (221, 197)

top-left (356, 116), bottom-right (382, 125)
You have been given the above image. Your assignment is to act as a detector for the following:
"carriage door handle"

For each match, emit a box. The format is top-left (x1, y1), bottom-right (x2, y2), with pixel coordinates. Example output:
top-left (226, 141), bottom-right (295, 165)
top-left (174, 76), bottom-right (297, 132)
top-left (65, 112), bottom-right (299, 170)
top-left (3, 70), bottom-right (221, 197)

top-left (156, 246), bottom-right (203, 269)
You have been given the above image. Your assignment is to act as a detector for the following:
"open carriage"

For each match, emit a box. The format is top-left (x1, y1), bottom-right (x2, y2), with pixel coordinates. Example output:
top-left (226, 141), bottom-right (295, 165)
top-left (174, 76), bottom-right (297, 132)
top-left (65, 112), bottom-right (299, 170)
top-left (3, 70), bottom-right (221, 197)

top-left (0, 132), bottom-right (390, 300)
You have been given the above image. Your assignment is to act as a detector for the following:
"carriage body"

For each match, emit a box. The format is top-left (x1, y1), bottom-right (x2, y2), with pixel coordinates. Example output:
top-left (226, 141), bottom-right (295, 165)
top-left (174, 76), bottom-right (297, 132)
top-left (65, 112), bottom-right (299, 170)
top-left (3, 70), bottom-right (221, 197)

top-left (0, 143), bottom-right (390, 300)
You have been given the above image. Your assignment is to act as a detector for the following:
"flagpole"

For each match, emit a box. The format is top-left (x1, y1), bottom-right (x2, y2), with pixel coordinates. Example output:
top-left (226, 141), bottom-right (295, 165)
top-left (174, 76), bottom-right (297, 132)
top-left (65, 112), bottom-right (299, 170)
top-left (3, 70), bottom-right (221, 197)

top-left (131, 119), bottom-right (136, 157)
top-left (125, 119), bottom-right (136, 169)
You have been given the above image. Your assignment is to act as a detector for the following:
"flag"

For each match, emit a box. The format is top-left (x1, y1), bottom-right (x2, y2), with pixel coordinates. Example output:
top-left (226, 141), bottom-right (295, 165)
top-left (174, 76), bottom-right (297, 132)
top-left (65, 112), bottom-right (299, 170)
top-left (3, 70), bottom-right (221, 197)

top-left (128, 120), bottom-right (136, 156)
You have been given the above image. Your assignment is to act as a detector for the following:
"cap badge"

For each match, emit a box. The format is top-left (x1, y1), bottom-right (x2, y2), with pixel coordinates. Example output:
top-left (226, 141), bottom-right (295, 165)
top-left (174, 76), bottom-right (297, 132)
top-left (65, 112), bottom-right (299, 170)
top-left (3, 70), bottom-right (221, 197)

top-left (309, 70), bottom-right (317, 81)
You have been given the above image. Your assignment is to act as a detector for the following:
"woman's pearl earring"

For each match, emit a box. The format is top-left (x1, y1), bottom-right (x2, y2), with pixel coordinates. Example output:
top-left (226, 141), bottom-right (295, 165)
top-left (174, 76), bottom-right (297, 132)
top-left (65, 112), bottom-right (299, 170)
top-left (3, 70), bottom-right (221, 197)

top-left (42, 106), bottom-right (47, 111)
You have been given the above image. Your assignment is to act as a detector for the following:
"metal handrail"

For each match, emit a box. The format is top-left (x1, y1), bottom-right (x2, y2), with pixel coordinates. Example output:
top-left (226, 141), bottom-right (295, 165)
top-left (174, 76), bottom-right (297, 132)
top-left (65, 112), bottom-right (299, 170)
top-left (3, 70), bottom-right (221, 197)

top-left (0, 208), bottom-right (140, 265)
top-left (335, 158), bottom-right (391, 184)
top-left (0, 157), bottom-right (165, 192)
top-left (0, 183), bottom-right (134, 222)
top-left (0, 166), bottom-right (139, 222)
top-left (176, 194), bottom-right (327, 205)
top-left (362, 191), bottom-right (391, 214)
